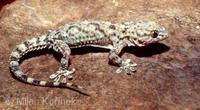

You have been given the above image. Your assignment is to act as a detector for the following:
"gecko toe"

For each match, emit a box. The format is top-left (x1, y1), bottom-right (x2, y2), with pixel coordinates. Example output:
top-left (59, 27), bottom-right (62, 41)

top-left (116, 59), bottom-right (137, 75)
top-left (49, 68), bottom-right (76, 82)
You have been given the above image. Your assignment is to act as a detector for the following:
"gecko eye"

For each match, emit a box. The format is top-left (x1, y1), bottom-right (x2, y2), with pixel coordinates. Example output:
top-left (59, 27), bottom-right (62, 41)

top-left (151, 30), bottom-right (159, 38)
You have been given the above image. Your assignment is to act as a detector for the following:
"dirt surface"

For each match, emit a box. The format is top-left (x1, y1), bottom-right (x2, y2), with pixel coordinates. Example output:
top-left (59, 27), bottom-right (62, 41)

top-left (0, 0), bottom-right (200, 109)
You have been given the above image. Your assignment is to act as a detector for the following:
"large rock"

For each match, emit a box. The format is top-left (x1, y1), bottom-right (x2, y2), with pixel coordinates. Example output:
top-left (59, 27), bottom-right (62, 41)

top-left (0, 0), bottom-right (199, 109)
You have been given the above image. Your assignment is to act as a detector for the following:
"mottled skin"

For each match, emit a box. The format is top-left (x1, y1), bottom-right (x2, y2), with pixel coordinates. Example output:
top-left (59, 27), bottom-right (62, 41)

top-left (9, 20), bottom-right (168, 91)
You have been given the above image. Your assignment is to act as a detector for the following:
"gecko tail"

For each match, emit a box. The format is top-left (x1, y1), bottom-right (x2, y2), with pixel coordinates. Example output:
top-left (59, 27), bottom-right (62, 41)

top-left (9, 62), bottom-right (82, 90)
top-left (9, 36), bottom-right (83, 91)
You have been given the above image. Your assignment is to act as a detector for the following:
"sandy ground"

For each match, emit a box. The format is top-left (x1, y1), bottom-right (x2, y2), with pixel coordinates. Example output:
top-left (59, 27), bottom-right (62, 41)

top-left (0, 0), bottom-right (200, 109)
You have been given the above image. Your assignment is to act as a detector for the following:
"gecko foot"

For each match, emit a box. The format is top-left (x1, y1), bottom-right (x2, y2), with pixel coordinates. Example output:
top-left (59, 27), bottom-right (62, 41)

top-left (49, 68), bottom-right (76, 83)
top-left (116, 59), bottom-right (137, 75)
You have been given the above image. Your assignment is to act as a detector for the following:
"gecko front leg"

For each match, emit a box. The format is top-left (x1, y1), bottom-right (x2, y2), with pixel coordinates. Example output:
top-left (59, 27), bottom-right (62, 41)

top-left (108, 42), bottom-right (137, 75)
top-left (48, 40), bottom-right (75, 83)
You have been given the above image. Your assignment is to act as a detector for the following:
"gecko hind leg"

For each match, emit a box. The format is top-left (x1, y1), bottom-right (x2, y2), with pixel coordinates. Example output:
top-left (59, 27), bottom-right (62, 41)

top-left (48, 40), bottom-right (75, 83)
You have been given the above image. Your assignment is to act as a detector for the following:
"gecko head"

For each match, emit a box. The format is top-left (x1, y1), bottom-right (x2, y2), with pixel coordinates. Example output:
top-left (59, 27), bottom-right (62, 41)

top-left (125, 21), bottom-right (168, 46)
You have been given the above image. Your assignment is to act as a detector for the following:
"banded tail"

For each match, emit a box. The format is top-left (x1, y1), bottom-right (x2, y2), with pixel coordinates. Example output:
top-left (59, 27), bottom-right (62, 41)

top-left (9, 35), bottom-right (82, 91)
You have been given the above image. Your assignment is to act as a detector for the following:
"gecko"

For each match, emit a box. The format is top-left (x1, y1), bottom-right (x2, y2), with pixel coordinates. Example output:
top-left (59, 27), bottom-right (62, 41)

top-left (9, 20), bottom-right (168, 91)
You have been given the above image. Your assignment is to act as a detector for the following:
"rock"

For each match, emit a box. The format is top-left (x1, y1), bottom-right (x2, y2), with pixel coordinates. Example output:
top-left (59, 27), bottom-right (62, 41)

top-left (0, 0), bottom-right (200, 109)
